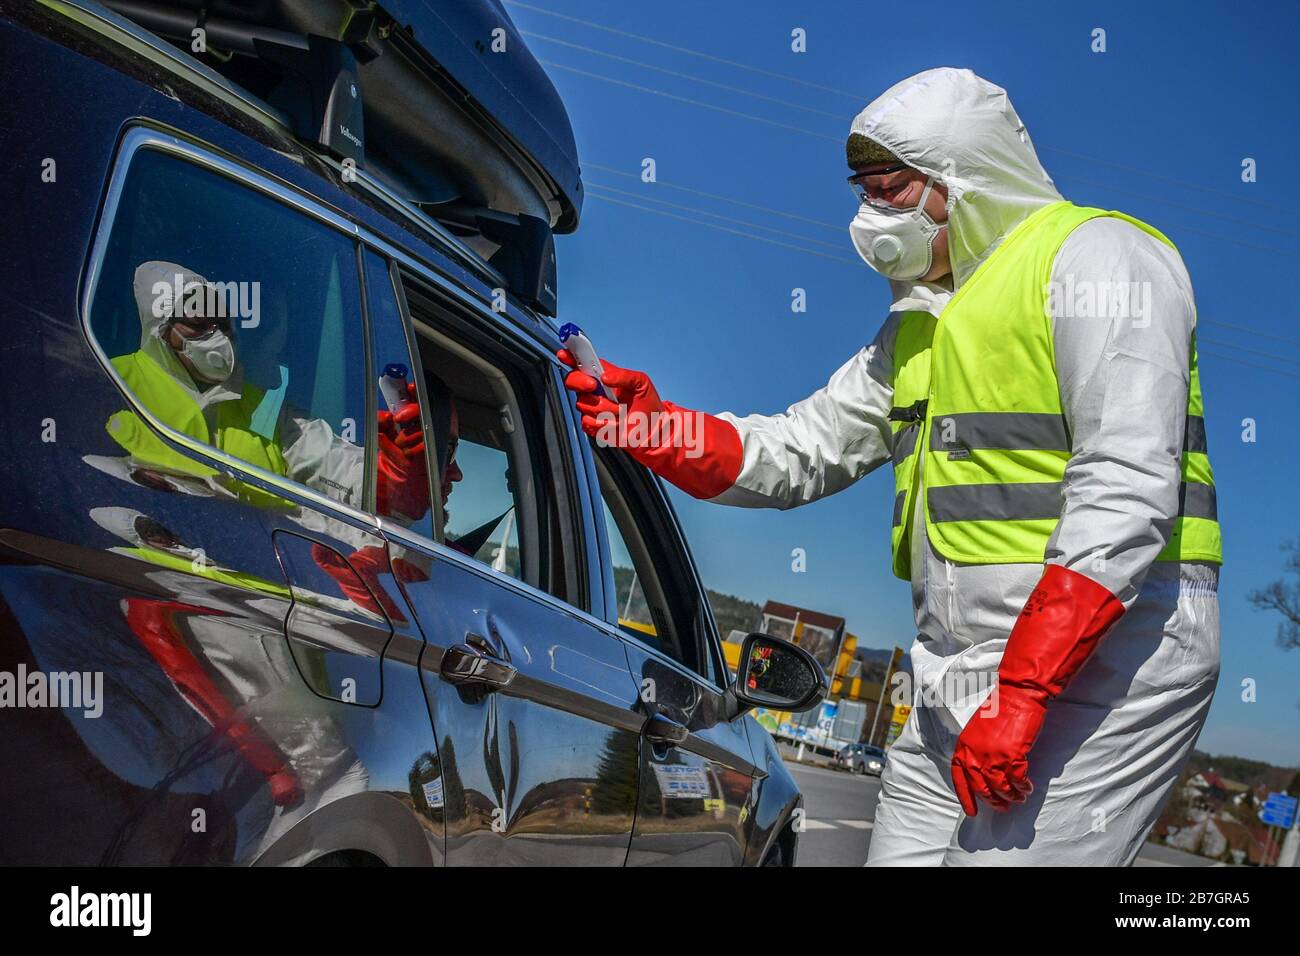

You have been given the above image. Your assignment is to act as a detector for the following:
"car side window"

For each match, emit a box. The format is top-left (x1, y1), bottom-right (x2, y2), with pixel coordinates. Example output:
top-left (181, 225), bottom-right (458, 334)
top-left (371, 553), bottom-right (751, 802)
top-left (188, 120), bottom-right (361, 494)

top-left (400, 278), bottom-right (575, 603)
top-left (87, 148), bottom-right (369, 511)
top-left (595, 451), bottom-right (712, 679)
top-left (364, 250), bottom-right (435, 541)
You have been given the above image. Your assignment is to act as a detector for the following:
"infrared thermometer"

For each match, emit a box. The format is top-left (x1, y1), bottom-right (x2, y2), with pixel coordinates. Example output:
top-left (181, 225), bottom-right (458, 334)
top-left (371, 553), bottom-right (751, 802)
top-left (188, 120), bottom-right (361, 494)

top-left (379, 362), bottom-right (423, 440)
top-left (379, 363), bottom-right (414, 414)
top-left (558, 322), bottom-right (608, 398)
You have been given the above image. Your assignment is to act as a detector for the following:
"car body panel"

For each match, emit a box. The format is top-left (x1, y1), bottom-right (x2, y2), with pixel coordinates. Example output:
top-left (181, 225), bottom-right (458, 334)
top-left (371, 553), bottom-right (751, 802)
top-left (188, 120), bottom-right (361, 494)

top-left (391, 532), bottom-right (646, 866)
top-left (0, 3), bottom-right (805, 866)
top-left (621, 642), bottom-right (760, 866)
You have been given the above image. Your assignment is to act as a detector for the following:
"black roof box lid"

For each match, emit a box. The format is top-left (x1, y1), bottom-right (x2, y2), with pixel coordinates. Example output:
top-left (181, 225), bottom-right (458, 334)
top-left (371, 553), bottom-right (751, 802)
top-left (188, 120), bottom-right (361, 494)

top-left (105, 0), bottom-right (583, 234)
top-left (380, 0), bottom-right (582, 233)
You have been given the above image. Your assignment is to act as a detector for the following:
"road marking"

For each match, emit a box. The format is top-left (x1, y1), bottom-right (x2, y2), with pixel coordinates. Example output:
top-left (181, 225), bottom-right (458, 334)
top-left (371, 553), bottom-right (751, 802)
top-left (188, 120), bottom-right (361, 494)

top-left (802, 819), bottom-right (874, 830)
top-left (785, 762), bottom-right (879, 781)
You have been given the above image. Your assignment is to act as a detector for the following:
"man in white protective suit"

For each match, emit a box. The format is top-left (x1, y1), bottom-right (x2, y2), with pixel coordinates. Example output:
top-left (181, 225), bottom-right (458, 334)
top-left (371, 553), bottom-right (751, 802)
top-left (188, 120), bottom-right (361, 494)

top-left (560, 67), bottom-right (1222, 866)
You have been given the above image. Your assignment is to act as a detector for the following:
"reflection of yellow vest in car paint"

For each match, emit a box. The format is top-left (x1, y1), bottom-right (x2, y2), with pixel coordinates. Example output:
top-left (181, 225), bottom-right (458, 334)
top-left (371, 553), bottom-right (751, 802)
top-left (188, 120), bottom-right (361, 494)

top-left (107, 351), bottom-right (293, 511)
top-left (118, 545), bottom-right (290, 598)
top-left (887, 202), bottom-right (1222, 580)
top-left (117, 544), bottom-right (331, 690)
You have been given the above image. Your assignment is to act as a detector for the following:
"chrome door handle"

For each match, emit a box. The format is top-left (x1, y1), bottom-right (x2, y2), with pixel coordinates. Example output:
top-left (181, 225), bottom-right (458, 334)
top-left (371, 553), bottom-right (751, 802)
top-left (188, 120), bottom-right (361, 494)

top-left (644, 712), bottom-right (689, 746)
top-left (440, 635), bottom-right (516, 688)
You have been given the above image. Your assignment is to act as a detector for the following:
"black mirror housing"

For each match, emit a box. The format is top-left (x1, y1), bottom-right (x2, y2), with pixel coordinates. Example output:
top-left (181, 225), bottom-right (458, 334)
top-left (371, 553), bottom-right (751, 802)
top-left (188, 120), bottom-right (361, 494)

top-left (730, 632), bottom-right (827, 714)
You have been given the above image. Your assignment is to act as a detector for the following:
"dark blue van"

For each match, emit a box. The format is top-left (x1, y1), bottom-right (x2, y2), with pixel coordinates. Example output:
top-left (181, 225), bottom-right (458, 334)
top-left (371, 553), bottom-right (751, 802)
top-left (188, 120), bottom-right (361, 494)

top-left (0, 0), bottom-right (823, 866)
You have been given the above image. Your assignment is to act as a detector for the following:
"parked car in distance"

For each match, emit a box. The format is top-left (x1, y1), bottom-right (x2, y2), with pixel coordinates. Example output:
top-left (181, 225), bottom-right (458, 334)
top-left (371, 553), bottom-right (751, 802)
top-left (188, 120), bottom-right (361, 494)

top-left (836, 743), bottom-right (888, 776)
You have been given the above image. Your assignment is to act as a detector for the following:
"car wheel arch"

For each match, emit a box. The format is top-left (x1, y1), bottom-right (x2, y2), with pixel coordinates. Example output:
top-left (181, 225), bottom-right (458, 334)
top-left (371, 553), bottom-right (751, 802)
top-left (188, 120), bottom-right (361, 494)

top-left (252, 791), bottom-right (438, 867)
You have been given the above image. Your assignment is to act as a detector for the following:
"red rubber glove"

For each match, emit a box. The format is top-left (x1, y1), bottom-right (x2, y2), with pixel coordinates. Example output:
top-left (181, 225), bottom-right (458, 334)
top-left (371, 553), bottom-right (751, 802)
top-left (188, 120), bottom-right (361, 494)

top-left (124, 597), bottom-right (302, 807)
top-left (311, 542), bottom-right (427, 624)
top-left (557, 349), bottom-right (742, 499)
top-left (951, 564), bottom-right (1125, 815)
top-left (376, 382), bottom-right (430, 521)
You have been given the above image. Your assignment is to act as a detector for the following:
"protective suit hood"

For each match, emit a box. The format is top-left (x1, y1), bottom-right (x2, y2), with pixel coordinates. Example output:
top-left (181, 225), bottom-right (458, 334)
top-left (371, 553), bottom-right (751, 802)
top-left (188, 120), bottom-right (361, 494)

top-left (90, 506), bottom-right (198, 560)
top-left (90, 506), bottom-right (150, 549)
top-left (889, 277), bottom-right (951, 317)
top-left (851, 68), bottom-right (1062, 289)
top-left (132, 260), bottom-right (244, 402)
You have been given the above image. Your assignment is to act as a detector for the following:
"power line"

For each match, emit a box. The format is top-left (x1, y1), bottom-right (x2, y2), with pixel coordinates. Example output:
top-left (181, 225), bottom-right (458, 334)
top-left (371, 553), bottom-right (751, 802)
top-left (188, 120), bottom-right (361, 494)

top-left (1198, 350), bottom-right (1300, 381)
top-left (1155, 218), bottom-right (1300, 263)
top-left (586, 169), bottom-right (1300, 362)
top-left (505, 0), bottom-right (868, 100)
top-left (590, 190), bottom-right (1300, 378)
top-left (588, 159), bottom-right (1300, 263)
top-left (1051, 171), bottom-right (1300, 245)
top-left (538, 60), bottom-right (840, 141)
top-left (1036, 143), bottom-right (1297, 219)
top-left (510, 2), bottom-right (1300, 218)
top-left (551, 58), bottom-right (1300, 239)
top-left (522, 31), bottom-right (847, 120)
top-left (585, 162), bottom-right (847, 232)
top-left (585, 191), bottom-right (860, 264)
top-left (1201, 318), bottom-right (1300, 350)
top-left (1198, 336), bottom-right (1300, 368)
top-left (587, 181), bottom-right (849, 251)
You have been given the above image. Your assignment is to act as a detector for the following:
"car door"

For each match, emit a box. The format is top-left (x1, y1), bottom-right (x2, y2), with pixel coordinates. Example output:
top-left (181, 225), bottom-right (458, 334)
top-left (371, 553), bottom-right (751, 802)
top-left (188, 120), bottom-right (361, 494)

top-left (36, 130), bottom-right (440, 864)
top-left (369, 265), bottom-right (645, 865)
top-left (588, 449), bottom-right (764, 866)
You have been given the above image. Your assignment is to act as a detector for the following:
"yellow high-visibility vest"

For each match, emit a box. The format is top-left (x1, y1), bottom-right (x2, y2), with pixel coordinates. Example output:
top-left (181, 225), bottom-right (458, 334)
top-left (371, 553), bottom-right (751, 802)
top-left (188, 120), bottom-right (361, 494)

top-left (886, 201), bottom-right (1221, 580)
top-left (107, 350), bottom-right (294, 512)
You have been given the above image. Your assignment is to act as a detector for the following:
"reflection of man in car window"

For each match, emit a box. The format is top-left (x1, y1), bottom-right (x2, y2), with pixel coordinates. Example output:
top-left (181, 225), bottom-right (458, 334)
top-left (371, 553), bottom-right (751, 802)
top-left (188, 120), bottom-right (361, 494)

top-left (421, 371), bottom-right (465, 537)
top-left (422, 371), bottom-right (514, 567)
top-left (106, 261), bottom-right (427, 517)
top-left (376, 374), bottom-right (432, 525)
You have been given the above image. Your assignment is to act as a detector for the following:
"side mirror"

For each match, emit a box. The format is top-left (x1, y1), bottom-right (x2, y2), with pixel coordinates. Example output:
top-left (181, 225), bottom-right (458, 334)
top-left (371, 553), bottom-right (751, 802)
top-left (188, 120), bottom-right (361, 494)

top-left (730, 632), bottom-right (827, 714)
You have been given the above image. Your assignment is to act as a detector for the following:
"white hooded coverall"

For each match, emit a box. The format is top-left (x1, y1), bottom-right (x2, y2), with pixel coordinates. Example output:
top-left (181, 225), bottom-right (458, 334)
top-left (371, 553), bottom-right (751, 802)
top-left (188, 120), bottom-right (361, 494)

top-left (710, 69), bottom-right (1220, 865)
top-left (122, 260), bottom-right (366, 511)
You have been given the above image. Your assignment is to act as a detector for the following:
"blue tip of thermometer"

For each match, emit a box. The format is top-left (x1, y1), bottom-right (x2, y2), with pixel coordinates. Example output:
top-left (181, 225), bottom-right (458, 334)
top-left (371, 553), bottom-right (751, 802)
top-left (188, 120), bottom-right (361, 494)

top-left (558, 322), bottom-right (608, 398)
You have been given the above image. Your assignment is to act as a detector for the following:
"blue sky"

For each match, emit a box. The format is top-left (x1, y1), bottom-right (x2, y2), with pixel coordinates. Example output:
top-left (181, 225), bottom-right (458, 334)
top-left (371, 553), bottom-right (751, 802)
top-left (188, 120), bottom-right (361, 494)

top-left (506, 0), bottom-right (1300, 767)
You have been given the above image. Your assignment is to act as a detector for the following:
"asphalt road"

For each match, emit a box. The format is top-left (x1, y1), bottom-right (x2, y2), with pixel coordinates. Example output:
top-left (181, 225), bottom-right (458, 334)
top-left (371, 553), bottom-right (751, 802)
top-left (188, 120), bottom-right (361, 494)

top-left (786, 758), bottom-right (1218, 867)
top-left (787, 760), bottom-right (882, 867)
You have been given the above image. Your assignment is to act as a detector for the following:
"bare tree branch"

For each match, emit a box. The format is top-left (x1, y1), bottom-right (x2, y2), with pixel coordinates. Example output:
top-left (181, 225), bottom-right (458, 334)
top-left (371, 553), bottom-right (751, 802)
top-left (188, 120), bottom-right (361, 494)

top-left (1248, 538), bottom-right (1300, 651)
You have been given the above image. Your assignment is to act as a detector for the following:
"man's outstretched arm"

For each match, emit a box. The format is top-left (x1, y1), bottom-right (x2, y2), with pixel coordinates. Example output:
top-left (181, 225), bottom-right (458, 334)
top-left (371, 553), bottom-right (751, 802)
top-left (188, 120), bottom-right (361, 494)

top-left (560, 312), bottom-right (902, 509)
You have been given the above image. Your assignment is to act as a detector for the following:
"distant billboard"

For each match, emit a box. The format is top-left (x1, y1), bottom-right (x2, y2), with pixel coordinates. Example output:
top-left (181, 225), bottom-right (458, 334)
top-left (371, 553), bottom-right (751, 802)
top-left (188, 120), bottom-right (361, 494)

top-left (797, 623), bottom-right (841, 674)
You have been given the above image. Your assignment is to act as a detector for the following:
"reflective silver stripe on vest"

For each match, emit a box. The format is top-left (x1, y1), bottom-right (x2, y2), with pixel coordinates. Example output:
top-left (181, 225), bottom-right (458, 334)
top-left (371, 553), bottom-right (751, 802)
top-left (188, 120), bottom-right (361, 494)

top-left (923, 413), bottom-right (1205, 455)
top-left (929, 412), bottom-right (1070, 453)
top-left (1180, 481), bottom-right (1217, 520)
top-left (928, 482), bottom-right (1064, 522)
top-left (892, 424), bottom-right (920, 466)
top-left (1184, 415), bottom-right (1207, 454)
top-left (892, 490), bottom-right (907, 527)
top-left (929, 480), bottom-right (1217, 523)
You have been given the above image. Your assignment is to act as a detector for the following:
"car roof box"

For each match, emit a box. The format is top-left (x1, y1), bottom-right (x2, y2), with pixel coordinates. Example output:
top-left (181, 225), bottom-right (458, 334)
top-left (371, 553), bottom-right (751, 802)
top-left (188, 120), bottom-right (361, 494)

top-left (103, 0), bottom-right (583, 238)
top-left (100, 0), bottom-right (581, 313)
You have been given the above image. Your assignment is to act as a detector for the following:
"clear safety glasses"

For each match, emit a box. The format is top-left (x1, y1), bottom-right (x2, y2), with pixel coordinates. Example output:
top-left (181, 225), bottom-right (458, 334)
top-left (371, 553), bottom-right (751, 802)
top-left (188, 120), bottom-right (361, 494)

top-left (168, 315), bottom-right (233, 340)
top-left (847, 162), bottom-right (910, 205)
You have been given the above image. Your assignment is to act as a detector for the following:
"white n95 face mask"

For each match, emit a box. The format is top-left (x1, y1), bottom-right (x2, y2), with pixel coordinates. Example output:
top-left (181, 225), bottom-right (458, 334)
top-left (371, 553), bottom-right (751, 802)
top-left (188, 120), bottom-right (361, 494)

top-left (177, 328), bottom-right (236, 384)
top-left (849, 177), bottom-right (945, 280)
